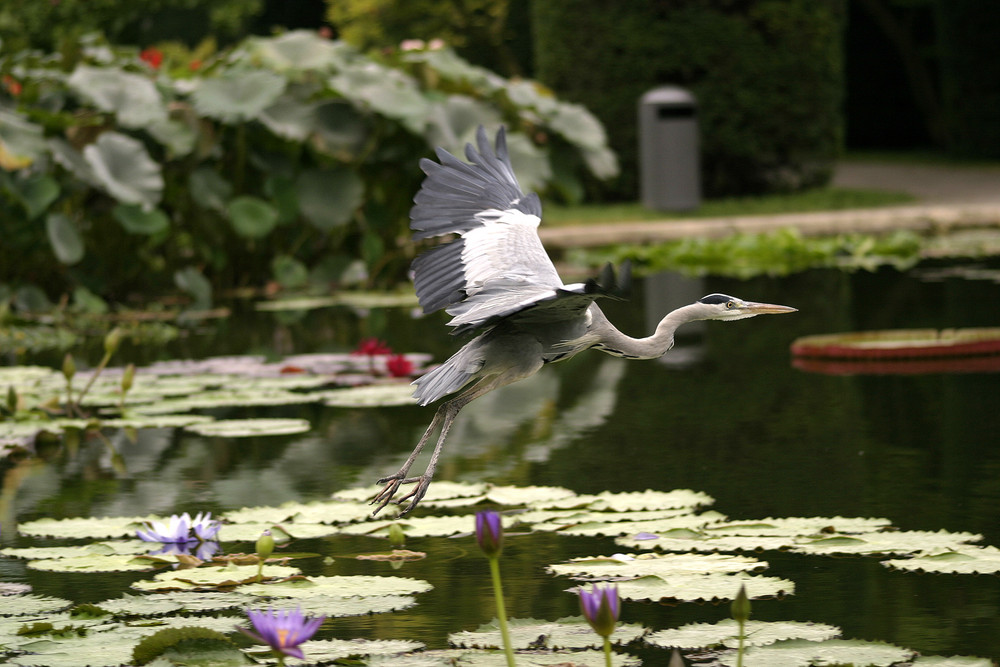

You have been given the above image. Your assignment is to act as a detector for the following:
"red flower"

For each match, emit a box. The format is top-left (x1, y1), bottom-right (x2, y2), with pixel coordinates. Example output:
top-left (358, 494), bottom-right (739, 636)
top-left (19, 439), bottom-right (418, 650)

top-left (140, 48), bottom-right (164, 70)
top-left (2, 75), bottom-right (21, 96)
top-left (188, 59), bottom-right (202, 71)
top-left (386, 354), bottom-right (415, 377)
top-left (352, 338), bottom-right (392, 356)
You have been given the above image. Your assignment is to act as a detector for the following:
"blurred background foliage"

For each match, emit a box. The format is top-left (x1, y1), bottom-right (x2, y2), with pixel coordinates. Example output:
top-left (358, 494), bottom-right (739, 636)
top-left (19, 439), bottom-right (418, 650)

top-left (1, 0), bottom-right (998, 311)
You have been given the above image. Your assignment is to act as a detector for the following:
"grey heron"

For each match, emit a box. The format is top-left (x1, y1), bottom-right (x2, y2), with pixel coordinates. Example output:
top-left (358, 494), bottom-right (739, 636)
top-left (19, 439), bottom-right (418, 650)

top-left (372, 126), bottom-right (796, 515)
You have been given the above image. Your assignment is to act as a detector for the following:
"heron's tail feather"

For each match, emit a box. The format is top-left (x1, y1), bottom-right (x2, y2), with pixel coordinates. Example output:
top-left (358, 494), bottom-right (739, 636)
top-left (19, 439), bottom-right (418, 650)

top-left (411, 345), bottom-right (484, 406)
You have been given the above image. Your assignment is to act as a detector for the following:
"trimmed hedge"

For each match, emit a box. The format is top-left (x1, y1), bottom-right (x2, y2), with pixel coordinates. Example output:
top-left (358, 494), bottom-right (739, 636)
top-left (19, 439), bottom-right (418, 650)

top-left (533, 0), bottom-right (845, 198)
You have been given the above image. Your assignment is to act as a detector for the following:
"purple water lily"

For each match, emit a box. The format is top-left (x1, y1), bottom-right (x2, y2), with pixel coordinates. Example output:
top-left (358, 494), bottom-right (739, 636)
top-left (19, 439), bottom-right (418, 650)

top-left (578, 583), bottom-right (620, 639)
top-left (475, 510), bottom-right (503, 558)
top-left (136, 512), bottom-right (221, 544)
top-left (239, 607), bottom-right (325, 660)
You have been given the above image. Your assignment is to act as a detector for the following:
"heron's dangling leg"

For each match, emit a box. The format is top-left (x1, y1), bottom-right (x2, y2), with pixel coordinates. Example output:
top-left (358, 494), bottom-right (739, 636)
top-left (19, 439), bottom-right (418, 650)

top-left (371, 367), bottom-right (534, 516)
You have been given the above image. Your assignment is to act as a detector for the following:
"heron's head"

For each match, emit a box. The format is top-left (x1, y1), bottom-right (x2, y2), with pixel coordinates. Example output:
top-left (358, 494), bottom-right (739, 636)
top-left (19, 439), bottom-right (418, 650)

top-left (695, 293), bottom-right (797, 321)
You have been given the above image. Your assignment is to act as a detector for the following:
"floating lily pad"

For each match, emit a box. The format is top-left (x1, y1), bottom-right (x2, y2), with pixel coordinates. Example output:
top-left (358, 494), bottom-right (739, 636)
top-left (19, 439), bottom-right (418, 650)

top-left (268, 638), bottom-right (423, 662)
top-left (17, 516), bottom-right (159, 540)
top-left (706, 516), bottom-right (892, 537)
top-left (535, 511), bottom-right (727, 537)
top-left (726, 638), bottom-right (912, 667)
top-left (0, 595), bottom-right (72, 617)
top-left (586, 489), bottom-right (715, 512)
top-left (290, 594), bottom-right (418, 618)
top-left (320, 383), bottom-right (418, 407)
top-left (882, 546), bottom-right (1000, 574)
top-left (485, 485), bottom-right (578, 506)
top-left (337, 513), bottom-right (515, 539)
top-left (27, 554), bottom-right (163, 573)
top-left (449, 616), bottom-right (646, 650)
top-left (910, 656), bottom-right (994, 666)
top-left (548, 552), bottom-right (767, 581)
top-left (222, 499), bottom-right (374, 525)
top-left (97, 591), bottom-right (255, 616)
top-left (612, 573), bottom-right (794, 603)
top-left (646, 619), bottom-right (841, 650)
top-left (184, 418), bottom-right (312, 437)
top-left (131, 563), bottom-right (303, 592)
top-left (616, 532), bottom-right (798, 553)
top-left (791, 530), bottom-right (981, 556)
top-left (397, 648), bottom-right (640, 666)
top-left (237, 574), bottom-right (432, 599)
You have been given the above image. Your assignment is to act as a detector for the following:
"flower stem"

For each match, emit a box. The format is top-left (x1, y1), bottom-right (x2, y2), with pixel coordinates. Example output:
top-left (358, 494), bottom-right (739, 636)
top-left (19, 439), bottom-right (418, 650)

top-left (736, 616), bottom-right (745, 667)
top-left (603, 636), bottom-right (612, 667)
top-left (488, 556), bottom-right (516, 667)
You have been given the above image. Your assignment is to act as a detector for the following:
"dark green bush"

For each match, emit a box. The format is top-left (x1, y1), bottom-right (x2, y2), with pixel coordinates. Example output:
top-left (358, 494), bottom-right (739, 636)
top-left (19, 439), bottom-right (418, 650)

top-left (0, 32), bottom-right (616, 309)
top-left (533, 0), bottom-right (845, 199)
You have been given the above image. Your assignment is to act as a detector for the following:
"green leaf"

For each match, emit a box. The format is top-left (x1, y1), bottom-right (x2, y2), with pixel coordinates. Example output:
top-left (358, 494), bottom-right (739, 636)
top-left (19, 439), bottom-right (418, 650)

top-left (330, 64), bottom-right (430, 133)
top-left (45, 214), bottom-right (85, 265)
top-left (112, 204), bottom-right (169, 235)
top-left (311, 101), bottom-right (368, 158)
top-left (271, 254), bottom-right (309, 288)
top-left (449, 616), bottom-right (646, 650)
top-left (132, 626), bottom-right (246, 666)
top-left (244, 31), bottom-right (355, 72)
top-left (146, 118), bottom-right (197, 157)
top-left (613, 573), bottom-right (794, 603)
top-left (67, 65), bottom-right (167, 128)
top-left (184, 418), bottom-right (311, 437)
top-left (192, 69), bottom-right (287, 123)
top-left (188, 168), bottom-right (233, 213)
top-left (174, 266), bottom-right (212, 310)
top-left (732, 638), bottom-right (912, 667)
top-left (227, 196), bottom-right (278, 238)
top-left (296, 168), bottom-right (363, 230)
top-left (7, 173), bottom-right (60, 218)
top-left (646, 619), bottom-right (841, 650)
top-left (0, 109), bottom-right (47, 169)
top-left (548, 553), bottom-right (767, 581)
top-left (83, 132), bottom-right (163, 209)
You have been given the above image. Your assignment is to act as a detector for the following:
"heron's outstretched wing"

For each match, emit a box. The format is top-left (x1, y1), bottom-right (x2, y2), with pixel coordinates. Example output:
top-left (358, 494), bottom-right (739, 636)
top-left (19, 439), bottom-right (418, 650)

top-left (410, 126), bottom-right (628, 335)
top-left (410, 126), bottom-right (564, 324)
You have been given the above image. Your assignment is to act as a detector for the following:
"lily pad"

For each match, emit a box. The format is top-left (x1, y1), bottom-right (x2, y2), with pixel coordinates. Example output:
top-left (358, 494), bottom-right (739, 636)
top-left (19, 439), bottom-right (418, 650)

top-left (222, 499), bottom-right (374, 525)
top-left (97, 591), bottom-right (255, 616)
top-left (398, 648), bottom-right (640, 666)
top-left (586, 489), bottom-right (715, 512)
top-left (706, 516), bottom-right (892, 537)
top-left (272, 638), bottom-right (423, 662)
top-left (449, 616), bottom-right (646, 650)
top-left (791, 529), bottom-right (981, 556)
top-left (612, 573), bottom-right (794, 603)
top-left (17, 515), bottom-right (161, 540)
top-left (535, 511), bottom-right (727, 537)
top-left (320, 383), bottom-right (418, 407)
top-left (237, 574), bottom-right (432, 599)
top-left (882, 546), bottom-right (1000, 574)
top-left (184, 418), bottom-right (312, 437)
top-left (548, 552), bottom-right (768, 580)
top-left (289, 594), bottom-right (418, 618)
top-left (646, 619), bottom-right (841, 650)
top-left (726, 638), bottom-right (913, 667)
top-left (131, 563), bottom-right (302, 592)
top-left (0, 595), bottom-right (72, 617)
top-left (337, 514), bottom-right (508, 539)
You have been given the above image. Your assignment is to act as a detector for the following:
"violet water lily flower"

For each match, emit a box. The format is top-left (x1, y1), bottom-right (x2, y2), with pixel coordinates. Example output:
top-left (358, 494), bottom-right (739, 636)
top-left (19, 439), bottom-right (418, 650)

top-left (475, 510), bottom-right (503, 558)
top-left (239, 607), bottom-right (326, 660)
top-left (136, 512), bottom-right (221, 544)
top-left (578, 583), bottom-right (620, 639)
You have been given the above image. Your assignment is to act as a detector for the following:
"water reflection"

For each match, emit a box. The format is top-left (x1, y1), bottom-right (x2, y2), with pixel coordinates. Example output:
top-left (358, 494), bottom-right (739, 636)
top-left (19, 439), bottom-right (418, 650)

top-left (3, 264), bottom-right (1000, 660)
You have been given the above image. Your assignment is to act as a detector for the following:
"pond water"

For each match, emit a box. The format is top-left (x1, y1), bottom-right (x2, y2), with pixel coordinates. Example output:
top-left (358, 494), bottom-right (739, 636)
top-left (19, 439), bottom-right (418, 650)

top-left (3, 262), bottom-right (1000, 664)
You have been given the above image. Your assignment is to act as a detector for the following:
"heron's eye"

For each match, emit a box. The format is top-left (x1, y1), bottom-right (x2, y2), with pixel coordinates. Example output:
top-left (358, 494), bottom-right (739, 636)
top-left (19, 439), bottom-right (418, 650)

top-left (726, 301), bottom-right (736, 309)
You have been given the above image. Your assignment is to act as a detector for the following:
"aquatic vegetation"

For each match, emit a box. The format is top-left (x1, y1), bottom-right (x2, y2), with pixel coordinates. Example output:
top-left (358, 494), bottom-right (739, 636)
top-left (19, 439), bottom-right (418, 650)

top-left (476, 510), bottom-right (516, 667)
top-left (238, 607), bottom-right (326, 663)
top-left (1, 483), bottom-right (996, 665)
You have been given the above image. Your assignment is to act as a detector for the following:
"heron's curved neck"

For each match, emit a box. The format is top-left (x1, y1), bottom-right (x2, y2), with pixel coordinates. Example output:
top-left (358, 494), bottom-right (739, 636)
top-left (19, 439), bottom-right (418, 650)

top-left (590, 303), bottom-right (703, 360)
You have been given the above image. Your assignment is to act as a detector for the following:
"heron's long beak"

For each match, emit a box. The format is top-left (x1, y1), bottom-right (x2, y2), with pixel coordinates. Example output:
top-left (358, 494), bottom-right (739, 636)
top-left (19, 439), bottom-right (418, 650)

top-left (742, 301), bottom-right (798, 315)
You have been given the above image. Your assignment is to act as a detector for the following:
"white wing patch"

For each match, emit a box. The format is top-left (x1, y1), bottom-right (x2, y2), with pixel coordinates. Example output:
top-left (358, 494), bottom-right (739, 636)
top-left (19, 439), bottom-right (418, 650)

top-left (444, 208), bottom-right (565, 328)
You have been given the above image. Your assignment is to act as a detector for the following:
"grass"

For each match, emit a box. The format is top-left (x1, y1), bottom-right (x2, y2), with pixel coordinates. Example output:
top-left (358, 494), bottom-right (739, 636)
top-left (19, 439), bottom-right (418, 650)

top-left (542, 187), bottom-right (915, 227)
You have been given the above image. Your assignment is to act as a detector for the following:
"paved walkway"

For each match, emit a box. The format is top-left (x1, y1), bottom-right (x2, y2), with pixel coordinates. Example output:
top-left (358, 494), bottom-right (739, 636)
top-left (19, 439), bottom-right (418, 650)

top-left (539, 160), bottom-right (1000, 249)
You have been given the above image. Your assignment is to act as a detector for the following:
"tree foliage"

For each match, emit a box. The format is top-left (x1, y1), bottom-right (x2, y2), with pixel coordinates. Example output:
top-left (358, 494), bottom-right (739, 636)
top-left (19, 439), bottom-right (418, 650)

top-left (0, 31), bottom-right (616, 309)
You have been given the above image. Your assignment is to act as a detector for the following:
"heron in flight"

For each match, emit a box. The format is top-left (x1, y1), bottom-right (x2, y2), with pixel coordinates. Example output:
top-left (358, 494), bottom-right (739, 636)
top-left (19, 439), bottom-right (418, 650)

top-left (372, 126), bottom-right (796, 515)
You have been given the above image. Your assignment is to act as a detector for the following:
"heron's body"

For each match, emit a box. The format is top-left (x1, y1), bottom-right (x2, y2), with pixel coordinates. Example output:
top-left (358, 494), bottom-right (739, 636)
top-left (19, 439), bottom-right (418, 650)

top-left (371, 127), bottom-right (796, 515)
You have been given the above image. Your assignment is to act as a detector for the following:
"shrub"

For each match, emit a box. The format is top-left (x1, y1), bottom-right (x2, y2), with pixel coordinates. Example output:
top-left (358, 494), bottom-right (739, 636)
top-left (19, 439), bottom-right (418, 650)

top-left (0, 31), bottom-right (616, 308)
top-left (532, 0), bottom-right (844, 199)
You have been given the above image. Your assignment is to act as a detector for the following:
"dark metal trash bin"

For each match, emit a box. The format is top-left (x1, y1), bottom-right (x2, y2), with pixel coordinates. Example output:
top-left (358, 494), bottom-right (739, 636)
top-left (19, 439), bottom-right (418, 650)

top-left (639, 86), bottom-right (701, 211)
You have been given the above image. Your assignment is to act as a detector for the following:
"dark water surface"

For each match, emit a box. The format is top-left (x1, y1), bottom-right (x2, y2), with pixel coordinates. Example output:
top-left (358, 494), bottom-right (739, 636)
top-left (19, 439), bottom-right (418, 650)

top-left (3, 263), bottom-right (1000, 662)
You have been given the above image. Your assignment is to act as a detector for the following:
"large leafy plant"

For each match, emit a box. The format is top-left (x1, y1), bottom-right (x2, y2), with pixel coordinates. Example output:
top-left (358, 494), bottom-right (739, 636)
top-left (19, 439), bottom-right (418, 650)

top-left (0, 31), bottom-right (616, 308)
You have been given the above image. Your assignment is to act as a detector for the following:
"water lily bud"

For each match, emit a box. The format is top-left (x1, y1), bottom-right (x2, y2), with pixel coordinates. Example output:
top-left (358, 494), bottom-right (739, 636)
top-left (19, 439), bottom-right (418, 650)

top-left (475, 510), bottom-right (503, 558)
top-left (121, 363), bottom-right (135, 394)
top-left (256, 530), bottom-right (275, 561)
top-left (62, 353), bottom-right (76, 381)
top-left (578, 583), bottom-right (620, 639)
top-left (388, 522), bottom-right (406, 547)
top-left (731, 583), bottom-right (751, 624)
top-left (103, 327), bottom-right (123, 356)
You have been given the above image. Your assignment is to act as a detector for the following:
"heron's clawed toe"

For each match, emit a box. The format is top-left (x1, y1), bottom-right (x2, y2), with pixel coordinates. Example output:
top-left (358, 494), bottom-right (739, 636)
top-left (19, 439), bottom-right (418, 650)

top-left (371, 474), bottom-right (405, 516)
top-left (396, 477), bottom-right (432, 517)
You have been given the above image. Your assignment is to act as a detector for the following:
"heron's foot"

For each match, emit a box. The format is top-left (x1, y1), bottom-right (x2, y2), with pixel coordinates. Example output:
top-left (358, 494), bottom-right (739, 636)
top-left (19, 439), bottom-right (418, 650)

top-left (370, 472), bottom-right (433, 517)
top-left (371, 472), bottom-right (420, 516)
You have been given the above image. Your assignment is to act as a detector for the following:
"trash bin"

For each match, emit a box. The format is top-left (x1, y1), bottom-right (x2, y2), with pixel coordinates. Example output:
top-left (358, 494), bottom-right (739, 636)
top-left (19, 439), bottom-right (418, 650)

top-left (638, 86), bottom-right (701, 211)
